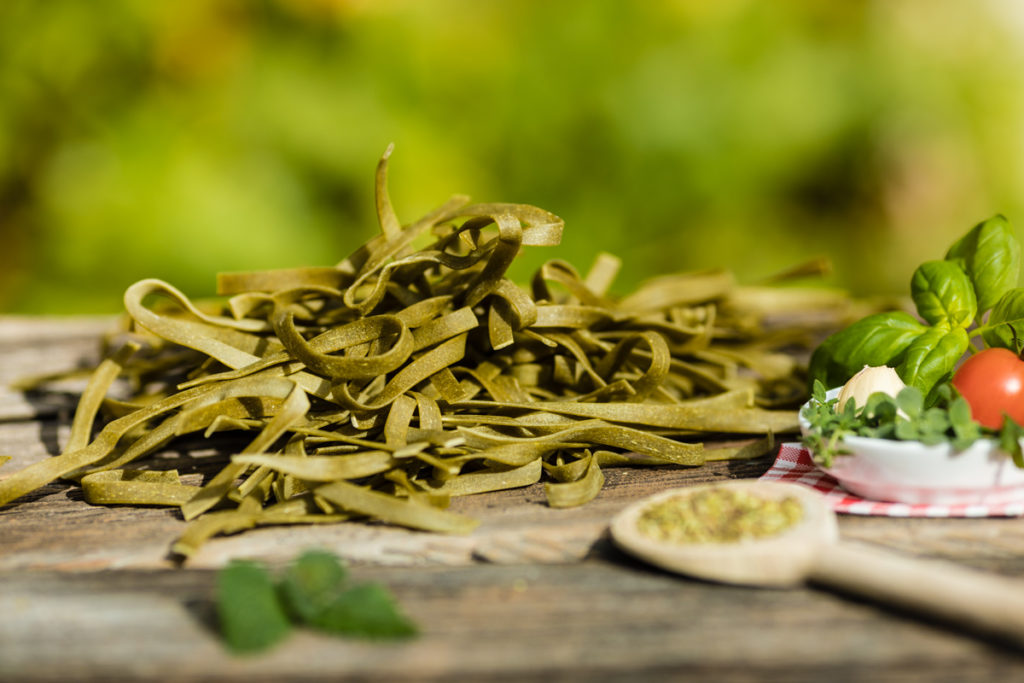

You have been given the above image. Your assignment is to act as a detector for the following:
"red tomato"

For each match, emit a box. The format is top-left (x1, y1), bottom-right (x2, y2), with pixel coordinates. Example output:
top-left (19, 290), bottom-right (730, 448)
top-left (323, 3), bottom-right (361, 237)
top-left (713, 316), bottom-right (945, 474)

top-left (952, 348), bottom-right (1024, 429)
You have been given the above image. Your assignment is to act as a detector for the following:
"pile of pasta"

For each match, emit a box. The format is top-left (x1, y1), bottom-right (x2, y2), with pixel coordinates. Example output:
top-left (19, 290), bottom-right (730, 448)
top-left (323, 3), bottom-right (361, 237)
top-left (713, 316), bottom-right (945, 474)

top-left (0, 147), bottom-right (851, 557)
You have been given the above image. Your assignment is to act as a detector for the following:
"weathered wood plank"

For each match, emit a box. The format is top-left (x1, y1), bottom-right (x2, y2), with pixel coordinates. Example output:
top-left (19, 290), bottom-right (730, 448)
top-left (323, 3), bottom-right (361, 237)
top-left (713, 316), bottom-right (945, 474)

top-left (5, 316), bottom-right (1024, 680)
top-left (0, 448), bottom-right (775, 570)
top-left (8, 419), bottom-right (1024, 576)
top-left (2, 560), bottom-right (1023, 683)
top-left (0, 315), bottom-right (117, 345)
top-left (0, 315), bottom-right (785, 571)
top-left (0, 316), bottom-right (114, 421)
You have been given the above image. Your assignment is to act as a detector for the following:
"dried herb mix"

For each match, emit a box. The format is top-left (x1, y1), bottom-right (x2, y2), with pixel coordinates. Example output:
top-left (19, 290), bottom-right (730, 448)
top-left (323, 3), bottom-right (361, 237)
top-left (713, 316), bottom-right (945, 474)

top-left (636, 488), bottom-right (804, 544)
top-left (1, 146), bottom-right (838, 557)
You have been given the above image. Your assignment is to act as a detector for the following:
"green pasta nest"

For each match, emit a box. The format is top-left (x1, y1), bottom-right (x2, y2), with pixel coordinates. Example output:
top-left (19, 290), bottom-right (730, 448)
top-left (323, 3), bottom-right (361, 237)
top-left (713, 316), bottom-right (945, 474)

top-left (1, 146), bottom-right (846, 558)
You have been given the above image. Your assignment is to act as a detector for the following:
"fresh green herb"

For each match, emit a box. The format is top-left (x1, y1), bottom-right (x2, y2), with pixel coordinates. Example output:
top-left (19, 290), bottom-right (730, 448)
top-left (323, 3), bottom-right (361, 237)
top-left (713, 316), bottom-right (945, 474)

top-left (910, 259), bottom-right (977, 328)
top-left (800, 381), bottom-right (861, 466)
top-left (216, 550), bottom-right (417, 655)
top-left (801, 379), bottom-right (988, 466)
top-left (896, 324), bottom-right (969, 395)
top-left (217, 560), bottom-right (294, 654)
top-left (999, 419), bottom-right (1024, 469)
top-left (983, 290), bottom-right (1024, 349)
top-left (304, 583), bottom-right (418, 639)
top-left (810, 215), bottom-right (1024, 396)
top-left (278, 549), bottom-right (350, 624)
top-left (280, 550), bottom-right (417, 639)
top-left (946, 214), bottom-right (1022, 314)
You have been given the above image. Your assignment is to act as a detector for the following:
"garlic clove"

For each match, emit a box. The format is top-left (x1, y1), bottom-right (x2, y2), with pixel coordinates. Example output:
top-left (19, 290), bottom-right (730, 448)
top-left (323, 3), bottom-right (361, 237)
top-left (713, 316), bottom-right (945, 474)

top-left (837, 365), bottom-right (906, 412)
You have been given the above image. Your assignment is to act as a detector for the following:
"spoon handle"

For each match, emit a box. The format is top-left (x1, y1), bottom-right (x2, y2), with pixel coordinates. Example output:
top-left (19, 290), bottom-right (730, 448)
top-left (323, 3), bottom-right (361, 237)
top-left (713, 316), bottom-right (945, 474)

top-left (809, 541), bottom-right (1024, 646)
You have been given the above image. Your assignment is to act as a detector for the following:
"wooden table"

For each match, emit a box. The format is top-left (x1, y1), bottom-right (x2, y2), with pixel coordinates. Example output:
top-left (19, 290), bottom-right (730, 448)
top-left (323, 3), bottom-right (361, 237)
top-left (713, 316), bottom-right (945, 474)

top-left (4, 316), bottom-right (1024, 681)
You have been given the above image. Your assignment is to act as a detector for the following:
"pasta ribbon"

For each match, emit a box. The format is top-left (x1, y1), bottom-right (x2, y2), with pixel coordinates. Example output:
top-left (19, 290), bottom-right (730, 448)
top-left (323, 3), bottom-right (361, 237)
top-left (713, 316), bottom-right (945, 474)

top-left (2, 147), bottom-right (847, 558)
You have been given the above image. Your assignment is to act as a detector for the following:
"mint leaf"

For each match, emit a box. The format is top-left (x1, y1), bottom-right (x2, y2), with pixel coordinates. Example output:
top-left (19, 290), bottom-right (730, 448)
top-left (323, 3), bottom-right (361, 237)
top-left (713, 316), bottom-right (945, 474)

top-left (895, 386), bottom-right (925, 419)
top-left (921, 408), bottom-right (950, 435)
top-left (1000, 419), bottom-right (1024, 468)
top-left (812, 379), bottom-right (827, 404)
top-left (894, 419), bottom-right (920, 441)
top-left (276, 550), bottom-right (418, 641)
top-left (280, 550), bottom-right (349, 623)
top-left (949, 397), bottom-right (980, 444)
top-left (864, 392), bottom-right (897, 422)
top-left (216, 551), bottom-right (418, 653)
top-left (307, 583), bottom-right (418, 639)
top-left (924, 380), bottom-right (954, 409)
top-left (217, 560), bottom-right (293, 654)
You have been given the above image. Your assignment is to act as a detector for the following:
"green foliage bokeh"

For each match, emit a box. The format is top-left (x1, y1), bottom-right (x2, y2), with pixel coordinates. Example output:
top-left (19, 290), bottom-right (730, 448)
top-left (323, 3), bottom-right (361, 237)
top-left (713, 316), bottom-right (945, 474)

top-left (2, 0), bottom-right (1023, 313)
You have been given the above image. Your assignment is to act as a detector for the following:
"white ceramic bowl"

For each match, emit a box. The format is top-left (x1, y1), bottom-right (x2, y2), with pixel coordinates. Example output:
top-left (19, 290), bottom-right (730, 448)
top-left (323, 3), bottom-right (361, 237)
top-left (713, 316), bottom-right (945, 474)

top-left (798, 388), bottom-right (1024, 505)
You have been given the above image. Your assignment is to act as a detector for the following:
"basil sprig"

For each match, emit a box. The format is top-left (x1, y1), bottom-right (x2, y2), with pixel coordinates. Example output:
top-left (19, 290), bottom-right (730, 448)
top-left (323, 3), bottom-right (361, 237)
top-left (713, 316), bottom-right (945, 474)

top-left (810, 215), bottom-right (1024, 395)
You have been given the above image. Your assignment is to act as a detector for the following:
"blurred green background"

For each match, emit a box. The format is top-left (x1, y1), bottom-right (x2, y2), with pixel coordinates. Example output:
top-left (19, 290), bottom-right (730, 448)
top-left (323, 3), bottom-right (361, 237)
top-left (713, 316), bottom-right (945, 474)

top-left (2, 0), bottom-right (1023, 313)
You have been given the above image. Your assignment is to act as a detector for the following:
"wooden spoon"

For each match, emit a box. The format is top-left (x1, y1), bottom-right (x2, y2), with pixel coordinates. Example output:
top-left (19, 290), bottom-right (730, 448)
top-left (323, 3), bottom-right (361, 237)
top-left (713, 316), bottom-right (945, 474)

top-left (610, 479), bottom-right (1024, 646)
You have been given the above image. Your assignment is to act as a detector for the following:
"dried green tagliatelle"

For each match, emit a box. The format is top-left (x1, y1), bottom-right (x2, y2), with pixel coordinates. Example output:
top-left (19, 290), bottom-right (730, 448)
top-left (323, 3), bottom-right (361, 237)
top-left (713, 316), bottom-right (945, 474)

top-left (0, 145), bottom-right (853, 557)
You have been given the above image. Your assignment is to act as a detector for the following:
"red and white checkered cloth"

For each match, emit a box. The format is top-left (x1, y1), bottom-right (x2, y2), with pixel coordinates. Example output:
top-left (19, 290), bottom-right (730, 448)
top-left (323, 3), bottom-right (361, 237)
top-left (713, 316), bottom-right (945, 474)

top-left (760, 442), bottom-right (1024, 517)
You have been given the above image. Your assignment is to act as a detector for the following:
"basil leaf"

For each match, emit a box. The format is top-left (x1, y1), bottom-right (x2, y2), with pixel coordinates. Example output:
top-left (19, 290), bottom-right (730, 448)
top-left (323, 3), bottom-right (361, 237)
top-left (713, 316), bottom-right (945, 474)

top-left (897, 325), bottom-right (969, 394)
top-left (945, 214), bottom-right (1021, 315)
top-left (910, 260), bottom-right (976, 327)
top-left (307, 583), bottom-right (418, 639)
top-left (217, 560), bottom-right (293, 654)
top-left (808, 311), bottom-right (927, 389)
top-left (280, 550), bottom-right (349, 624)
top-left (981, 287), bottom-right (1024, 350)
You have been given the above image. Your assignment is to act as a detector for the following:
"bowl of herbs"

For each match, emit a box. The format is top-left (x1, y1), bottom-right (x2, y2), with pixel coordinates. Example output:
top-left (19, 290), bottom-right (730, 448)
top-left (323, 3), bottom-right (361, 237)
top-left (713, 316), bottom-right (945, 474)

top-left (799, 383), bottom-right (1024, 505)
top-left (800, 214), bottom-right (1024, 505)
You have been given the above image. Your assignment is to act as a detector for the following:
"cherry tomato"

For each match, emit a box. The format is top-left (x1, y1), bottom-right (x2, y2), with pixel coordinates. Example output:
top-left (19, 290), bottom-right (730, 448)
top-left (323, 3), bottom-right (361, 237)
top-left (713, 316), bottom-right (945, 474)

top-left (951, 348), bottom-right (1024, 429)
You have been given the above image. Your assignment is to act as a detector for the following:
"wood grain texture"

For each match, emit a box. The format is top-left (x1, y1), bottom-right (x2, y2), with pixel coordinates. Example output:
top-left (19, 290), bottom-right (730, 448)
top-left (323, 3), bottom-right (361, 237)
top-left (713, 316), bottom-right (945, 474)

top-left (3, 561), bottom-right (1024, 682)
top-left (0, 457), bottom-right (773, 571)
top-left (4, 316), bottom-right (1024, 681)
